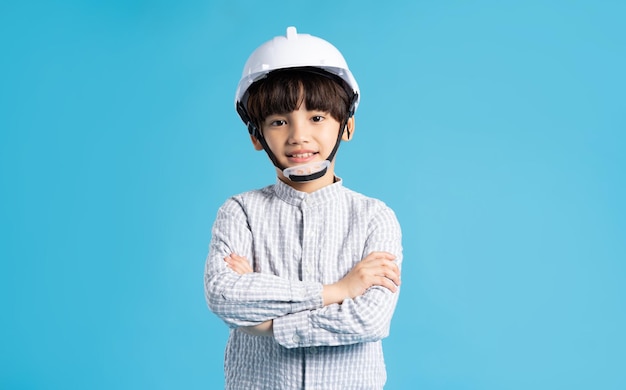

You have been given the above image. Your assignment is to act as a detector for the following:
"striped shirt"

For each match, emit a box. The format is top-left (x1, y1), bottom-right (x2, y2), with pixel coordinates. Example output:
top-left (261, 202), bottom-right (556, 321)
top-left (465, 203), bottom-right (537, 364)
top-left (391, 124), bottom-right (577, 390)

top-left (205, 178), bottom-right (402, 389)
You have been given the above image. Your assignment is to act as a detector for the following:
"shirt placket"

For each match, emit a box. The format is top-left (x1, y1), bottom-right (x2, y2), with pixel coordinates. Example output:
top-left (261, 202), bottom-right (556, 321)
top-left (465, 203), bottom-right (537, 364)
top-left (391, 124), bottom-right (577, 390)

top-left (300, 196), bottom-right (317, 283)
top-left (300, 195), bottom-right (323, 389)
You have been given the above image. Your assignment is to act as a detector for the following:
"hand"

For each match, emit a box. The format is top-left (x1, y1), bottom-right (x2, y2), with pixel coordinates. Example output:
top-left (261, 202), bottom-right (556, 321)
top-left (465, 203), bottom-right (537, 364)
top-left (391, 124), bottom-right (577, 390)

top-left (224, 253), bottom-right (253, 275)
top-left (323, 251), bottom-right (400, 306)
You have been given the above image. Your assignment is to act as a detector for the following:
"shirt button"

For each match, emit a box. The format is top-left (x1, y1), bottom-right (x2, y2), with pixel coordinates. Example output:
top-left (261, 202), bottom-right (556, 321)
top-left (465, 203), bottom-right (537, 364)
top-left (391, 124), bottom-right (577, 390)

top-left (309, 347), bottom-right (317, 354)
top-left (292, 335), bottom-right (301, 343)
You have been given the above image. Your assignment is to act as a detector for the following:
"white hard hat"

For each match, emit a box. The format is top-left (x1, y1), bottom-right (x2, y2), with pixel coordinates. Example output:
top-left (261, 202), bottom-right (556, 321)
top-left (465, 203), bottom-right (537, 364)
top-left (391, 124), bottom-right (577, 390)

top-left (235, 26), bottom-right (360, 112)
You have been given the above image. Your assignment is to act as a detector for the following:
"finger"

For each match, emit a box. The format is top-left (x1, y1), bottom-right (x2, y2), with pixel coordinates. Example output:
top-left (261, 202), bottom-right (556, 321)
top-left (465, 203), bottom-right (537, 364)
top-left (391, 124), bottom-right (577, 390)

top-left (384, 269), bottom-right (401, 286)
top-left (229, 263), bottom-right (249, 275)
top-left (367, 265), bottom-right (400, 286)
top-left (225, 256), bottom-right (246, 270)
top-left (224, 258), bottom-right (238, 270)
top-left (227, 254), bottom-right (247, 266)
top-left (371, 264), bottom-right (401, 286)
top-left (225, 256), bottom-right (240, 266)
top-left (375, 276), bottom-right (398, 293)
top-left (230, 253), bottom-right (248, 261)
top-left (230, 257), bottom-right (253, 274)
top-left (385, 262), bottom-right (401, 280)
top-left (361, 259), bottom-right (399, 276)
top-left (232, 263), bottom-right (251, 274)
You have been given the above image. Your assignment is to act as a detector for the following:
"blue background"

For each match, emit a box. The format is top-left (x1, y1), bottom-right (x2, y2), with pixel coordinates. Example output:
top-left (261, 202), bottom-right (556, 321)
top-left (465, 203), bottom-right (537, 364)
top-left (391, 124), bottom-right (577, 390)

top-left (1, 1), bottom-right (625, 389)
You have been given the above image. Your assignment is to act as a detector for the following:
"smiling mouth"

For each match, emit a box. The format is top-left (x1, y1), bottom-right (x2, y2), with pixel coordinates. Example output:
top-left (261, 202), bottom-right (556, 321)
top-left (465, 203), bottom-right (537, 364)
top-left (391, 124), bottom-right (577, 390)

top-left (288, 152), bottom-right (318, 158)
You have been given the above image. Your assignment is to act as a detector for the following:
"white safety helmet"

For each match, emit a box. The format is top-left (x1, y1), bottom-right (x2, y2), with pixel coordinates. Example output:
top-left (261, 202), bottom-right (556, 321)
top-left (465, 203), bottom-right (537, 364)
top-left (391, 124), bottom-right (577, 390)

top-left (235, 26), bottom-right (360, 114)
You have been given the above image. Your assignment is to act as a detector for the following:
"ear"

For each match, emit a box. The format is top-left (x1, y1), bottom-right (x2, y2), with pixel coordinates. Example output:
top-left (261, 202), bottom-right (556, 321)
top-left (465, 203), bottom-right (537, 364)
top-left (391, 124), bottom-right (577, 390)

top-left (342, 117), bottom-right (355, 141)
top-left (250, 134), bottom-right (264, 151)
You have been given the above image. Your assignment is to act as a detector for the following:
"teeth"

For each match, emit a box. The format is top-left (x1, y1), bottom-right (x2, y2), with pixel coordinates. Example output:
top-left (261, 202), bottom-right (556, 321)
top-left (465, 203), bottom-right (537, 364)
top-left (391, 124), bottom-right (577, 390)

top-left (292, 153), bottom-right (314, 158)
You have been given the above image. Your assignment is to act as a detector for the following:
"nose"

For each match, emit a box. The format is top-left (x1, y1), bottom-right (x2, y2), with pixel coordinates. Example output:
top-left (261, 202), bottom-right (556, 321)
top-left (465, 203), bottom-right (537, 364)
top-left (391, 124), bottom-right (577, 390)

top-left (287, 118), bottom-right (310, 144)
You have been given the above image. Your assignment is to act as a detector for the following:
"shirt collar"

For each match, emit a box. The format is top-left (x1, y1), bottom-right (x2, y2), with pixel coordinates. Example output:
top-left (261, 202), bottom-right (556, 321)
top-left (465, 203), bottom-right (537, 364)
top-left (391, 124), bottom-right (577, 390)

top-left (273, 177), bottom-right (344, 207)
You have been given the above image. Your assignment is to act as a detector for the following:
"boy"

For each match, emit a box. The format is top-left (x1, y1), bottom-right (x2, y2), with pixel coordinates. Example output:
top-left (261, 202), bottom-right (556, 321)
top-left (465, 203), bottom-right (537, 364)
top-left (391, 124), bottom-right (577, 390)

top-left (204, 26), bottom-right (403, 389)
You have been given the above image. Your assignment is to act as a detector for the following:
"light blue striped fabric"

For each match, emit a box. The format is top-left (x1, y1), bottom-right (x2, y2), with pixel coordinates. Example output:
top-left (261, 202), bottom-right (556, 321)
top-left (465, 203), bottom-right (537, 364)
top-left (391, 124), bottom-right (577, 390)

top-left (205, 179), bottom-right (403, 389)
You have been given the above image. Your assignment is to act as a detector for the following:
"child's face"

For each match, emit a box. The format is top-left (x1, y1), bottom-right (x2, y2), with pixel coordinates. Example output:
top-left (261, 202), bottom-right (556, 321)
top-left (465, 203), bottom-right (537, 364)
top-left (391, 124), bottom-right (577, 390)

top-left (251, 104), bottom-right (353, 190)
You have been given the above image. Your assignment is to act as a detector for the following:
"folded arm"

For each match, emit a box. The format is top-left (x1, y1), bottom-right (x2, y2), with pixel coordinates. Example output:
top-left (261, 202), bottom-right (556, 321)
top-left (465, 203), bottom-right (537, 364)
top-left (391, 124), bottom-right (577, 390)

top-left (227, 206), bottom-right (403, 347)
top-left (230, 250), bottom-right (401, 339)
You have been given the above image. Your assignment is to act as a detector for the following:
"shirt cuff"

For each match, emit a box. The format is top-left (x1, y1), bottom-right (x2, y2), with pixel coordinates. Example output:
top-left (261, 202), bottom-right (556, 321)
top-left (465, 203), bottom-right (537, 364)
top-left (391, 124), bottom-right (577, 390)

top-left (273, 310), bottom-right (311, 348)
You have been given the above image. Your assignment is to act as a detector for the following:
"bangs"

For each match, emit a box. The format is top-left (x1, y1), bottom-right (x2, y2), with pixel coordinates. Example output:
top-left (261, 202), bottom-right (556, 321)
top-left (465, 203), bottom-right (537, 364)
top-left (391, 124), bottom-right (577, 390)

top-left (246, 69), bottom-right (351, 129)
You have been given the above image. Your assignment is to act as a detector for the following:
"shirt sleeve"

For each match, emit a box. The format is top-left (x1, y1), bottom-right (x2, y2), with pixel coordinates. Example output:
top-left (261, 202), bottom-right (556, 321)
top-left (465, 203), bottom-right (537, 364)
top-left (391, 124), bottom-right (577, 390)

top-left (204, 197), bottom-right (324, 328)
top-left (273, 205), bottom-right (403, 348)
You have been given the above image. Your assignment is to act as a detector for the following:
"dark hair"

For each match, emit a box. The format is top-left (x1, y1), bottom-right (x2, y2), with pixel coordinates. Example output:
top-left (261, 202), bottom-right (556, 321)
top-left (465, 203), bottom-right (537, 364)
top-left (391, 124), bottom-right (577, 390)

top-left (246, 68), bottom-right (352, 132)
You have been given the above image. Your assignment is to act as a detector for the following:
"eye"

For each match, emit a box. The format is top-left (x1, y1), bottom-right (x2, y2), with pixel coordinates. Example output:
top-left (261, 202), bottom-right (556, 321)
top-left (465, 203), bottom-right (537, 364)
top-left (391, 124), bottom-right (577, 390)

top-left (311, 115), bottom-right (324, 123)
top-left (267, 119), bottom-right (287, 127)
